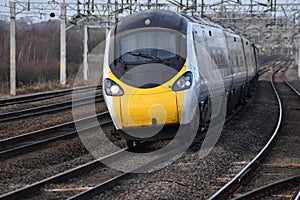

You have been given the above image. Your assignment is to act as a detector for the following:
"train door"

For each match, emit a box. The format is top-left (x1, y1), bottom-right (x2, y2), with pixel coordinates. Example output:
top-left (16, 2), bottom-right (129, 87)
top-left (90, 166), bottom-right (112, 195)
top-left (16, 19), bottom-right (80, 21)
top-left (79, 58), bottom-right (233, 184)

top-left (243, 39), bottom-right (255, 81)
top-left (203, 27), bottom-right (232, 118)
top-left (241, 38), bottom-right (249, 83)
top-left (242, 39), bottom-right (256, 96)
top-left (192, 24), bottom-right (209, 101)
top-left (193, 24), bottom-right (227, 120)
top-left (225, 32), bottom-right (247, 107)
top-left (252, 44), bottom-right (259, 75)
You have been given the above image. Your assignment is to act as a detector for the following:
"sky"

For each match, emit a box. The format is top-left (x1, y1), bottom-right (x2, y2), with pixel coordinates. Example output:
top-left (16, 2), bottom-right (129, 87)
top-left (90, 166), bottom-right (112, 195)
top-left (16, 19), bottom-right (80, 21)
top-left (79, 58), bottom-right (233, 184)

top-left (0, 0), bottom-right (297, 22)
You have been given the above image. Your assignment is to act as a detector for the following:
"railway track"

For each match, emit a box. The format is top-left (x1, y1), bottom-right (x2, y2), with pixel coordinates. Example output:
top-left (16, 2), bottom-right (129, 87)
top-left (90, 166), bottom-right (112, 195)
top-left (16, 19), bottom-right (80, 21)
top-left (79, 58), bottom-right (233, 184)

top-left (0, 93), bottom-right (104, 123)
top-left (258, 55), bottom-right (289, 76)
top-left (0, 148), bottom-right (129, 200)
top-left (3, 71), bottom-right (281, 200)
top-left (66, 144), bottom-right (186, 200)
top-left (0, 139), bottom-right (186, 200)
top-left (282, 68), bottom-right (300, 97)
top-left (0, 86), bottom-right (252, 199)
top-left (232, 176), bottom-right (300, 200)
top-left (0, 111), bottom-right (111, 160)
top-left (0, 85), bottom-right (101, 108)
top-left (69, 58), bottom-right (298, 200)
top-left (0, 57), bottom-right (295, 199)
top-left (209, 59), bottom-right (300, 200)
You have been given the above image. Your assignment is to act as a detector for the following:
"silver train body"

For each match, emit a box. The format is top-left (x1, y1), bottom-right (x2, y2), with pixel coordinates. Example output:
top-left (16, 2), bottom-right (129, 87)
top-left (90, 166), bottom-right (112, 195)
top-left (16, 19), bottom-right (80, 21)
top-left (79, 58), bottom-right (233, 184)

top-left (103, 10), bottom-right (259, 142)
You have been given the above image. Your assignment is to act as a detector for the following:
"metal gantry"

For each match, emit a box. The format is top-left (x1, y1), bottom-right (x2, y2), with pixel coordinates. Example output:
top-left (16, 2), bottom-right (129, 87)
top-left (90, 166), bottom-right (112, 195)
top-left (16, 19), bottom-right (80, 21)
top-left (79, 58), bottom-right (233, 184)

top-left (4, 0), bottom-right (300, 95)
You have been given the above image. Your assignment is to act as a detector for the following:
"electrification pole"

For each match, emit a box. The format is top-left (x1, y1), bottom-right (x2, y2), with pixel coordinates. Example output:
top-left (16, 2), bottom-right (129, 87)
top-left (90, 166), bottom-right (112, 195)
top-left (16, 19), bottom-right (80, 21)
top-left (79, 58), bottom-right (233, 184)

top-left (298, 41), bottom-right (300, 77)
top-left (10, 2), bottom-right (16, 96)
top-left (60, 3), bottom-right (67, 85)
top-left (201, 0), bottom-right (204, 18)
top-left (83, 25), bottom-right (89, 80)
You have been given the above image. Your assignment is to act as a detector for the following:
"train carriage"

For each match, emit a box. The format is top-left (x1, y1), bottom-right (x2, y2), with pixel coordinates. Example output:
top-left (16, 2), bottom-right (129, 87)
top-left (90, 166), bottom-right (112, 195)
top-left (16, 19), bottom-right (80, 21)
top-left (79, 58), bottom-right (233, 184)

top-left (103, 10), bottom-right (258, 146)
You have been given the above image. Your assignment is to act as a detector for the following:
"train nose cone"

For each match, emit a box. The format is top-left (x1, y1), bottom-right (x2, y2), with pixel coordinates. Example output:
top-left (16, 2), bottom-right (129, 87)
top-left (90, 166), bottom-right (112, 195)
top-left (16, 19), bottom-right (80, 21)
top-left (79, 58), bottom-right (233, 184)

top-left (122, 102), bottom-right (171, 139)
top-left (120, 87), bottom-right (179, 129)
top-left (149, 104), bottom-right (167, 125)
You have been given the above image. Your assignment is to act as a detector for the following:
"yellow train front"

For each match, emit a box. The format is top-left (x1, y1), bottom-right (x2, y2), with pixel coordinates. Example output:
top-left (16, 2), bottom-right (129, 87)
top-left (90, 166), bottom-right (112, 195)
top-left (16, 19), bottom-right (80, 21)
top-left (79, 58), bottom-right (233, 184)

top-left (103, 10), bottom-right (199, 144)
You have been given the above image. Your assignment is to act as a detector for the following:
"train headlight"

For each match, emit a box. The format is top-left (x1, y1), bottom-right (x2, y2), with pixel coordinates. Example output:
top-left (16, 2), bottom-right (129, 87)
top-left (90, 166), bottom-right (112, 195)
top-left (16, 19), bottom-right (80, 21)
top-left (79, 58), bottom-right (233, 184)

top-left (172, 71), bottom-right (193, 91)
top-left (104, 78), bottom-right (124, 96)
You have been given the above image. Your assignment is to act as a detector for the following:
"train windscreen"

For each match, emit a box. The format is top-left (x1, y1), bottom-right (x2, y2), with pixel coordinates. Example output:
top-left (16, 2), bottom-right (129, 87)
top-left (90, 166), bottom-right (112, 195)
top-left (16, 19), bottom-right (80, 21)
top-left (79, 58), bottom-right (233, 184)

top-left (109, 29), bottom-right (186, 88)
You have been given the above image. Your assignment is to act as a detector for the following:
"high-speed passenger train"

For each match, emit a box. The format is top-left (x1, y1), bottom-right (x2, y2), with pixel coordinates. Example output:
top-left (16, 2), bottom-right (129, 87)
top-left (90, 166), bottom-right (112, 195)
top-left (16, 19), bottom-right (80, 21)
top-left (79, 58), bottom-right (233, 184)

top-left (103, 10), bottom-right (258, 146)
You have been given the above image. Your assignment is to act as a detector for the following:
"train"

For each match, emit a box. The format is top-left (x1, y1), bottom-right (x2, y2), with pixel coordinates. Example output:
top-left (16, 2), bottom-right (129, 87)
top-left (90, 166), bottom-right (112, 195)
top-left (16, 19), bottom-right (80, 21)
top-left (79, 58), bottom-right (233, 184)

top-left (102, 10), bottom-right (259, 147)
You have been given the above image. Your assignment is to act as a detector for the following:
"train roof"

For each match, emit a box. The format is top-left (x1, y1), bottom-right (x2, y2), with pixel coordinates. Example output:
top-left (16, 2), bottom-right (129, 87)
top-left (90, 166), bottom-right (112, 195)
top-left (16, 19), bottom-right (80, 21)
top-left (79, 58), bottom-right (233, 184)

top-left (180, 14), bottom-right (223, 29)
top-left (113, 10), bottom-right (188, 35)
top-left (112, 10), bottom-right (253, 44)
top-left (181, 13), bottom-right (253, 43)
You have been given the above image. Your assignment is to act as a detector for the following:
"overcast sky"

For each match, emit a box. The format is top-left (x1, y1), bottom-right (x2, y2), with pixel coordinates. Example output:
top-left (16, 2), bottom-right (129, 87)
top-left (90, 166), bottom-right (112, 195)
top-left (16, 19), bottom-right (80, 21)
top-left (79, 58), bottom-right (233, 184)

top-left (0, 0), bottom-right (296, 22)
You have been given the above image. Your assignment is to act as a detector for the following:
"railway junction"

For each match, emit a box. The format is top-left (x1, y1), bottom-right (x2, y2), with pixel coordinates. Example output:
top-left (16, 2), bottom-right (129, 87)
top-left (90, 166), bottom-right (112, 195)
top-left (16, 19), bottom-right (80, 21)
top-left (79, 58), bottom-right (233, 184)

top-left (0, 0), bottom-right (299, 199)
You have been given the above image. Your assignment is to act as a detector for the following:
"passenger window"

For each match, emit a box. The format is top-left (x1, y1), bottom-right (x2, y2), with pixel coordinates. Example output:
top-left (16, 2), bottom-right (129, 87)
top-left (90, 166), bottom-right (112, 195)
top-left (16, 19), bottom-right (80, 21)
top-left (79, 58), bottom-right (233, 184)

top-left (208, 47), bottom-right (228, 69)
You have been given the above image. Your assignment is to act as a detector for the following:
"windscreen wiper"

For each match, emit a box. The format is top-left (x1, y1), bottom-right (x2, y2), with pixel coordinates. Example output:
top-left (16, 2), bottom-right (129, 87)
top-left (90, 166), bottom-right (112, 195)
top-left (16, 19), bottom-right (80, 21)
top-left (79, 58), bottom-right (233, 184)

top-left (118, 57), bottom-right (127, 70)
top-left (128, 51), bottom-right (165, 63)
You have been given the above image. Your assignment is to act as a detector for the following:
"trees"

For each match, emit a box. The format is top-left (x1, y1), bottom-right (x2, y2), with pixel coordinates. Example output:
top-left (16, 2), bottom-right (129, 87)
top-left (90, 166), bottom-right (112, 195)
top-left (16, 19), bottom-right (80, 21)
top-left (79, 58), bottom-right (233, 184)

top-left (0, 19), bottom-right (106, 94)
top-left (0, 20), bottom-right (83, 93)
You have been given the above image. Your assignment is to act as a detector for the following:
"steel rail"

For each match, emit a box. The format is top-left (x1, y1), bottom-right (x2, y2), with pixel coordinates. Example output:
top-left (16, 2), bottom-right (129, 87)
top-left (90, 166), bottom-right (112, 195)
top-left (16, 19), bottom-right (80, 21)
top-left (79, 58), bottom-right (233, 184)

top-left (295, 188), bottom-right (300, 200)
top-left (258, 57), bottom-right (288, 76)
top-left (65, 57), bottom-right (286, 200)
top-left (0, 85), bottom-right (101, 107)
top-left (282, 70), bottom-right (300, 97)
top-left (67, 67), bottom-right (274, 200)
top-left (67, 144), bottom-right (187, 200)
top-left (229, 63), bottom-right (300, 200)
top-left (0, 93), bottom-right (104, 123)
top-left (0, 111), bottom-right (109, 147)
top-left (208, 67), bottom-right (283, 200)
top-left (232, 175), bottom-right (300, 200)
top-left (0, 148), bottom-right (130, 200)
top-left (0, 111), bottom-right (111, 160)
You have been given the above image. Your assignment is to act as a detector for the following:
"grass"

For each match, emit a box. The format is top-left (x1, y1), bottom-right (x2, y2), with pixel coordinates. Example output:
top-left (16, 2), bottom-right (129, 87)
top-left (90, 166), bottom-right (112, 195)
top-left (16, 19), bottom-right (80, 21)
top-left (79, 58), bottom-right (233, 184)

top-left (0, 79), bottom-right (72, 99)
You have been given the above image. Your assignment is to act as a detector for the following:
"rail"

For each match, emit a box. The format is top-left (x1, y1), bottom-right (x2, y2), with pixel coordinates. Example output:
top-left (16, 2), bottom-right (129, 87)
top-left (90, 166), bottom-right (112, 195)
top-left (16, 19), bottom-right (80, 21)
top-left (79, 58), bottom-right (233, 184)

top-left (208, 66), bottom-right (283, 200)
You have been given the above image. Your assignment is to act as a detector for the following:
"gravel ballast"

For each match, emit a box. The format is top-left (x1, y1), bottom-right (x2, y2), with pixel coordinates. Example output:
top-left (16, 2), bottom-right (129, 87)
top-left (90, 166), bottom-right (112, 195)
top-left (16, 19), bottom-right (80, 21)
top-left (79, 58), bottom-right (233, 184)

top-left (1, 58), bottom-right (294, 199)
